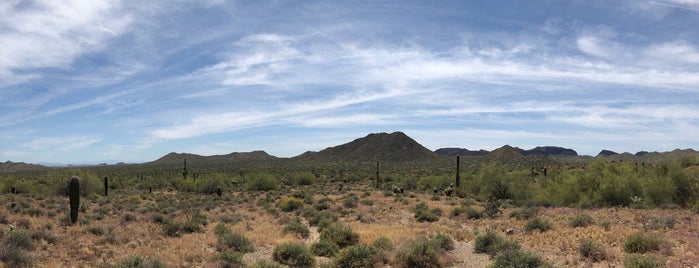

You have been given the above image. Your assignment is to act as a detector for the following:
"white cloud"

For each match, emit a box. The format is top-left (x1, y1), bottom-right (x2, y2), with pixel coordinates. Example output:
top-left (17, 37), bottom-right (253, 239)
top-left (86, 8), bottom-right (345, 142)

top-left (24, 136), bottom-right (102, 151)
top-left (0, 0), bottom-right (132, 86)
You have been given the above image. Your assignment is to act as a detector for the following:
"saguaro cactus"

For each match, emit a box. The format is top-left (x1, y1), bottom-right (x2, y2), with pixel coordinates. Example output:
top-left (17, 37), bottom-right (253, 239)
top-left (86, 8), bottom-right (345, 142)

top-left (375, 161), bottom-right (381, 189)
top-left (216, 186), bottom-right (222, 197)
top-left (68, 176), bottom-right (80, 224)
top-left (182, 159), bottom-right (189, 180)
top-left (455, 156), bottom-right (460, 188)
top-left (104, 176), bottom-right (109, 196)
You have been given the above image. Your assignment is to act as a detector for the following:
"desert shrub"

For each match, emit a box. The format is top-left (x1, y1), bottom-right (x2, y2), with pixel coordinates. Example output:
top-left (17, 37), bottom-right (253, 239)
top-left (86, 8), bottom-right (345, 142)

top-left (569, 213), bottom-right (594, 228)
top-left (218, 231), bottom-right (254, 253)
top-left (413, 202), bottom-right (439, 222)
top-left (289, 172), bottom-right (315, 185)
top-left (578, 238), bottom-right (606, 262)
top-left (116, 255), bottom-right (166, 268)
top-left (122, 213), bottom-right (137, 223)
top-left (30, 228), bottom-right (56, 244)
top-left (490, 249), bottom-right (551, 268)
top-left (647, 215), bottom-right (676, 230)
top-left (624, 232), bottom-right (661, 253)
top-left (320, 223), bottom-right (359, 248)
top-left (272, 241), bottom-right (315, 268)
top-left (251, 260), bottom-right (284, 268)
top-left (524, 217), bottom-right (552, 233)
top-left (360, 199), bottom-right (374, 206)
top-left (624, 254), bottom-right (664, 268)
top-left (509, 207), bottom-right (538, 220)
top-left (0, 229), bottom-right (36, 266)
top-left (431, 233), bottom-right (454, 251)
top-left (395, 235), bottom-right (454, 268)
top-left (310, 239), bottom-right (340, 257)
top-left (343, 195), bottom-right (359, 208)
top-left (89, 226), bottom-right (105, 236)
top-left (283, 219), bottom-right (310, 239)
top-left (246, 173), bottom-right (280, 191)
top-left (279, 197), bottom-right (304, 212)
top-left (371, 236), bottom-right (394, 251)
top-left (213, 250), bottom-right (244, 268)
top-left (162, 220), bottom-right (180, 237)
top-left (180, 220), bottom-right (203, 234)
top-left (473, 230), bottom-right (520, 257)
top-left (334, 244), bottom-right (385, 268)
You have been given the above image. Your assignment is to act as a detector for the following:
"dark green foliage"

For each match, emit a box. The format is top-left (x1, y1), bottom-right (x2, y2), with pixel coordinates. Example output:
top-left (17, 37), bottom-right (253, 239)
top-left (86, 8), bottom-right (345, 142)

top-left (245, 173), bottom-right (280, 191)
top-left (279, 197), bottom-right (304, 212)
top-left (272, 241), bottom-right (315, 268)
top-left (283, 219), bottom-right (310, 239)
top-left (413, 202), bottom-right (439, 222)
top-left (320, 223), bottom-right (359, 248)
top-left (430, 233), bottom-right (454, 251)
top-left (116, 255), bottom-right (166, 268)
top-left (0, 231), bottom-right (34, 267)
top-left (624, 232), bottom-right (661, 253)
top-left (490, 249), bottom-right (551, 268)
top-left (162, 220), bottom-right (181, 237)
top-left (343, 194), bottom-right (358, 208)
top-left (213, 250), bottom-right (244, 268)
top-left (578, 238), bottom-right (606, 262)
top-left (216, 227), bottom-right (254, 253)
top-left (509, 207), bottom-right (538, 220)
top-left (473, 230), bottom-right (520, 257)
top-left (624, 254), bottom-right (664, 268)
top-left (395, 235), bottom-right (455, 268)
top-left (251, 260), bottom-right (285, 268)
top-left (524, 217), bottom-right (552, 233)
top-left (569, 213), bottom-right (594, 228)
top-left (310, 239), bottom-right (340, 257)
top-left (68, 176), bottom-right (80, 224)
top-left (371, 236), bottom-right (394, 251)
top-left (334, 244), bottom-right (385, 268)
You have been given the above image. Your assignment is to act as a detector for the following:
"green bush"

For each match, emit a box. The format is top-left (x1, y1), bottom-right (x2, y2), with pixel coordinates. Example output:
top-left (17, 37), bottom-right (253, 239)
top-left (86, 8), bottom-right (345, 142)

top-left (0, 230), bottom-right (35, 267)
top-left (569, 214), bottom-right (594, 228)
top-left (413, 203), bottom-right (439, 222)
top-left (524, 217), bottom-right (552, 233)
top-left (272, 241), bottom-right (315, 268)
top-left (430, 233), bottom-right (454, 251)
top-left (578, 238), bottom-right (606, 262)
top-left (473, 230), bottom-right (520, 257)
top-left (371, 236), bottom-right (394, 251)
top-left (490, 249), bottom-right (551, 268)
top-left (251, 260), bottom-right (285, 268)
top-left (310, 239), bottom-right (340, 257)
top-left (395, 234), bottom-right (455, 268)
top-left (320, 223), bottom-right (359, 248)
top-left (624, 254), bottom-right (664, 268)
top-left (213, 250), bottom-right (244, 268)
top-left (624, 232), bottom-right (661, 253)
top-left (246, 173), bottom-right (280, 191)
top-left (279, 197), bottom-right (304, 212)
top-left (283, 219), bottom-right (310, 239)
top-left (334, 244), bottom-right (385, 268)
top-left (116, 255), bottom-right (166, 268)
top-left (509, 207), bottom-right (538, 220)
top-left (216, 225), bottom-right (254, 253)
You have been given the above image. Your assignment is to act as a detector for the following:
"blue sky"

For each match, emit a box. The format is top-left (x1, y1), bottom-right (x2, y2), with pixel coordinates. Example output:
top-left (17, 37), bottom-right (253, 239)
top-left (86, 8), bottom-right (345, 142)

top-left (1, 0), bottom-right (698, 164)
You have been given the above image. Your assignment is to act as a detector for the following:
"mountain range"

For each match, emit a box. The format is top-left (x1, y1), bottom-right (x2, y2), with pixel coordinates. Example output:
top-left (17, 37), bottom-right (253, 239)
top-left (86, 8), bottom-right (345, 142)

top-left (2, 131), bottom-right (697, 171)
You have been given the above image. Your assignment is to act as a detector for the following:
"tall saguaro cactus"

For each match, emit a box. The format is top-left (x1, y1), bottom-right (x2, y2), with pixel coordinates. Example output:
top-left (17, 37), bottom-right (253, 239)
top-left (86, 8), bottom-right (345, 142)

top-left (455, 156), bottom-right (460, 187)
top-left (104, 176), bottom-right (109, 196)
top-left (68, 176), bottom-right (80, 224)
top-left (375, 161), bottom-right (381, 189)
top-left (182, 159), bottom-right (189, 180)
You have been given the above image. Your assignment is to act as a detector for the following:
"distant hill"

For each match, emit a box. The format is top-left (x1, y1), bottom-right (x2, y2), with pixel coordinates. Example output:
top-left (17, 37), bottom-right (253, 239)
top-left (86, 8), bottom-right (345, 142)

top-left (0, 161), bottom-right (47, 172)
top-left (483, 145), bottom-right (561, 169)
top-left (520, 146), bottom-right (578, 156)
top-left (149, 150), bottom-right (277, 165)
top-left (294, 132), bottom-right (438, 162)
top-left (435, 146), bottom-right (577, 157)
top-left (434, 148), bottom-right (489, 156)
top-left (597, 150), bottom-right (619, 157)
